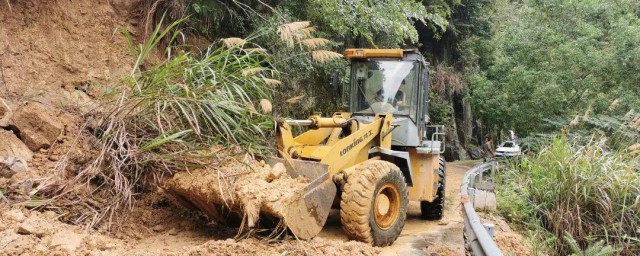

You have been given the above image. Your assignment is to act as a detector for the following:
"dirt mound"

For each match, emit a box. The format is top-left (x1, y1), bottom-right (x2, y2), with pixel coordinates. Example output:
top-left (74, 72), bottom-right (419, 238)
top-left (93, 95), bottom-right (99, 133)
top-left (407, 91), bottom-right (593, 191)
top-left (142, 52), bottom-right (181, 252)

top-left (0, 0), bottom-right (136, 103)
top-left (1, 194), bottom-right (380, 256)
top-left (480, 213), bottom-right (532, 256)
top-left (164, 157), bottom-right (308, 229)
top-left (0, 205), bottom-right (126, 255)
top-left (186, 237), bottom-right (381, 256)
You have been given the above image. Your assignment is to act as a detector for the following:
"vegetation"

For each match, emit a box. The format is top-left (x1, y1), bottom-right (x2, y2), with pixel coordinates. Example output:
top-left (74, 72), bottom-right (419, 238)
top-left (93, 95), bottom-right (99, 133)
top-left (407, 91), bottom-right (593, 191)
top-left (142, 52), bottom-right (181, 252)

top-left (496, 136), bottom-right (640, 255)
top-left (73, 20), bottom-right (277, 223)
top-left (469, 0), bottom-right (640, 138)
top-left (42, 1), bottom-right (640, 247)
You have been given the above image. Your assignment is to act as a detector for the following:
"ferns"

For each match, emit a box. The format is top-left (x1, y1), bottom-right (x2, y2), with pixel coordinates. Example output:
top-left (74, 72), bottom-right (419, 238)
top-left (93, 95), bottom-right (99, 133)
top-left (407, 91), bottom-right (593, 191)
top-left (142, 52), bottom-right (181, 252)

top-left (565, 232), bottom-right (621, 256)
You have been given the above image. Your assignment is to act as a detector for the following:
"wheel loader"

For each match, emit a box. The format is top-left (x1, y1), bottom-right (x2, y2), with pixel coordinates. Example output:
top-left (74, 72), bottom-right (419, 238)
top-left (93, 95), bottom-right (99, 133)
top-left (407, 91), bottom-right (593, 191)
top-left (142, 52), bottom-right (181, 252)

top-left (269, 48), bottom-right (446, 246)
top-left (169, 49), bottom-right (447, 246)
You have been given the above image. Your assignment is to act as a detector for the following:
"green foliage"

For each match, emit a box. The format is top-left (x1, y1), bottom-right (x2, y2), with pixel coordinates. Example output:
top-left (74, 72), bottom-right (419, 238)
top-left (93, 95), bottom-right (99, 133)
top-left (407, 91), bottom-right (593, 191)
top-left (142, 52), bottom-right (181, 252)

top-left (496, 136), bottom-right (640, 255)
top-left (79, 20), bottom-right (278, 222)
top-left (427, 91), bottom-right (451, 126)
top-left (303, 0), bottom-right (447, 47)
top-left (248, 12), bottom-right (346, 117)
top-left (169, 0), bottom-right (455, 119)
top-left (565, 232), bottom-right (621, 256)
top-left (469, 0), bottom-right (640, 137)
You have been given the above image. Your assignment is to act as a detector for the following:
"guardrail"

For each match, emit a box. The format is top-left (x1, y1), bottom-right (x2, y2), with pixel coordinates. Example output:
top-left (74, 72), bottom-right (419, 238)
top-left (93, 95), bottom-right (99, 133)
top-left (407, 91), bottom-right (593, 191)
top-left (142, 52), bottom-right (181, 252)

top-left (461, 162), bottom-right (504, 256)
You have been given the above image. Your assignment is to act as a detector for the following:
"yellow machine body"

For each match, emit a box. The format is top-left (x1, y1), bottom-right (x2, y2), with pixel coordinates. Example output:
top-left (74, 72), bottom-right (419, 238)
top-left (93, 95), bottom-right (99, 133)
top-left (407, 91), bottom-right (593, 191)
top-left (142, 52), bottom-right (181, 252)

top-left (273, 48), bottom-right (445, 244)
top-left (273, 111), bottom-right (442, 240)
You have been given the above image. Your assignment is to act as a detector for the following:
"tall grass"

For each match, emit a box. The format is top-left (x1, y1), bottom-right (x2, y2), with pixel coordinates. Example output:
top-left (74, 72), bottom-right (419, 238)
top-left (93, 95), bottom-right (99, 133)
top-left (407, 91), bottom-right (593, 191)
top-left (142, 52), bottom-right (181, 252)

top-left (71, 20), bottom-right (278, 227)
top-left (496, 136), bottom-right (640, 255)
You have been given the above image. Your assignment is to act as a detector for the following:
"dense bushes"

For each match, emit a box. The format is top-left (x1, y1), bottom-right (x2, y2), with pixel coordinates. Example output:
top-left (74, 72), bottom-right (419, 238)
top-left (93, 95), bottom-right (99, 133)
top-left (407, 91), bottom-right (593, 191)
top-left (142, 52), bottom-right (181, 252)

top-left (469, 0), bottom-right (640, 137)
top-left (496, 137), bottom-right (640, 255)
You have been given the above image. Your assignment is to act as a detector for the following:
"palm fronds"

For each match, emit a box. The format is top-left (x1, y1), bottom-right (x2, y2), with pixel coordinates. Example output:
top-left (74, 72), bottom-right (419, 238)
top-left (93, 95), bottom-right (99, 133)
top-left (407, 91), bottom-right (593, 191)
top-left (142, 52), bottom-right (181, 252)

top-left (71, 20), bottom-right (278, 227)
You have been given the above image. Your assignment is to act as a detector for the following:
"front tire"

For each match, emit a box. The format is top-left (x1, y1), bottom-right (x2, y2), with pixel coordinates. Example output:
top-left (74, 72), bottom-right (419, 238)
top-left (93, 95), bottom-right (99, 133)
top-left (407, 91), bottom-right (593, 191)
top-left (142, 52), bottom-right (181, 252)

top-left (420, 157), bottom-right (446, 220)
top-left (340, 160), bottom-right (409, 246)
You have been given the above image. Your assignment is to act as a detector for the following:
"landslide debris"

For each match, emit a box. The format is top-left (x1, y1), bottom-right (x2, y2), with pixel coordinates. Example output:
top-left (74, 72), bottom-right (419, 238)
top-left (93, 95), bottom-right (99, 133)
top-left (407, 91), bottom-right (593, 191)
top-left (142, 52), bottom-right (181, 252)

top-left (164, 158), bottom-right (308, 230)
top-left (185, 237), bottom-right (382, 256)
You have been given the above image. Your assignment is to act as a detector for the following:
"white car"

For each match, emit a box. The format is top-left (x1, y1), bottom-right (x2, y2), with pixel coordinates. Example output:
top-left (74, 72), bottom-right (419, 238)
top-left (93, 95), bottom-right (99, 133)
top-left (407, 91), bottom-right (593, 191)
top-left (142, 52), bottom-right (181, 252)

top-left (495, 141), bottom-right (521, 158)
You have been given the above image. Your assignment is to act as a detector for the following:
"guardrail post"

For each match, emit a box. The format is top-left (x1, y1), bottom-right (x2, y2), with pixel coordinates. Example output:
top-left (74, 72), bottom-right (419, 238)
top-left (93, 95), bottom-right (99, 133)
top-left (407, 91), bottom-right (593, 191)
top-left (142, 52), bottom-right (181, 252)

top-left (483, 223), bottom-right (495, 240)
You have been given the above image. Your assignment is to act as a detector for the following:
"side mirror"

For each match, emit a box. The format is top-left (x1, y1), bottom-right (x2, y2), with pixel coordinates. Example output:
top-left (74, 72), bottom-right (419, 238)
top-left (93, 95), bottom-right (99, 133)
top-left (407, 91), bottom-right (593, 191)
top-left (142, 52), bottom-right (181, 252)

top-left (330, 68), bottom-right (341, 92)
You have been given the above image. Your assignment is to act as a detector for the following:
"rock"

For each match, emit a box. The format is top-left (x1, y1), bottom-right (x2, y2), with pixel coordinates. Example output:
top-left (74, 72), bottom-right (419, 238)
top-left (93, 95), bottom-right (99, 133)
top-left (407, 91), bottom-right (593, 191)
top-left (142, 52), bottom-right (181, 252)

top-left (10, 102), bottom-right (63, 151)
top-left (468, 147), bottom-right (483, 160)
top-left (3, 209), bottom-right (26, 222)
top-left (50, 230), bottom-right (86, 253)
top-left (34, 90), bottom-right (99, 115)
top-left (85, 235), bottom-right (117, 251)
top-left (152, 224), bottom-right (167, 232)
top-left (16, 215), bottom-right (53, 237)
top-left (266, 162), bottom-right (286, 182)
top-left (0, 130), bottom-right (33, 161)
top-left (168, 228), bottom-right (179, 236)
top-left (0, 98), bottom-right (12, 127)
top-left (108, 0), bottom-right (142, 16)
top-left (0, 156), bottom-right (28, 178)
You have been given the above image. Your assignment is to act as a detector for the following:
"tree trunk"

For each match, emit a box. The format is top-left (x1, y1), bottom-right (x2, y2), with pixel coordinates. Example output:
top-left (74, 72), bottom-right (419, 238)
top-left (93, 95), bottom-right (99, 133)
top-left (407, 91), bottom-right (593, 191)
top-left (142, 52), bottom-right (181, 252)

top-left (462, 96), bottom-right (474, 146)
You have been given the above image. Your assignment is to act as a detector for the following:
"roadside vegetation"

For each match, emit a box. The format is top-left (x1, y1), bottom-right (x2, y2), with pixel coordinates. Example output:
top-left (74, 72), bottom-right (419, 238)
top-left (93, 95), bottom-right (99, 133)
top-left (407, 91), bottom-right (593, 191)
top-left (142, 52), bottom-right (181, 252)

top-left (496, 136), bottom-right (640, 255)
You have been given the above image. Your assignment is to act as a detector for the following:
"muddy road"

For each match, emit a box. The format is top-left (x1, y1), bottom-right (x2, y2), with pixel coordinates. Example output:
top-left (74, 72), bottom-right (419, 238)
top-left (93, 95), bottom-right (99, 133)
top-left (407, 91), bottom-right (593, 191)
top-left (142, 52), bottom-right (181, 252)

top-left (0, 162), bottom-right (474, 255)
top-left (319, 162), bottom-right (473, 255)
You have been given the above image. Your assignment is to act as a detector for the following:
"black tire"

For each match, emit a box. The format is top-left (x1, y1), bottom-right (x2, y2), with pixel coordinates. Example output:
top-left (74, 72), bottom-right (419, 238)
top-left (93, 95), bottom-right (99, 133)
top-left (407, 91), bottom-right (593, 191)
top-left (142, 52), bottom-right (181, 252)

top-left (420, 157), bottom-right (446, 220)
top-left (340, 160), bottom-right (409, 246)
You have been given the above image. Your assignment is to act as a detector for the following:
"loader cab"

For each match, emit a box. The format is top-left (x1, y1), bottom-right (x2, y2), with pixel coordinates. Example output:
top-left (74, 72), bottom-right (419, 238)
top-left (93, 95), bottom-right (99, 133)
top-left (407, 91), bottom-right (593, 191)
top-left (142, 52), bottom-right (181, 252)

top-left (344, 49), bottom-right (432, 148)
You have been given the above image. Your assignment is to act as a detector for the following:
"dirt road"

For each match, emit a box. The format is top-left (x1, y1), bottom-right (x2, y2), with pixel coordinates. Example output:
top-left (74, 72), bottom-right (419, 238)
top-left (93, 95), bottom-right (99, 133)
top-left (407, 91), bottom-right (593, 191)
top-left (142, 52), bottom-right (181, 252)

top-left (319, 162), bottom-right (473, 255)
top-left (130, 161), bottom-right (475, 255)
top-left (0, 162), bottom-right (475, 255)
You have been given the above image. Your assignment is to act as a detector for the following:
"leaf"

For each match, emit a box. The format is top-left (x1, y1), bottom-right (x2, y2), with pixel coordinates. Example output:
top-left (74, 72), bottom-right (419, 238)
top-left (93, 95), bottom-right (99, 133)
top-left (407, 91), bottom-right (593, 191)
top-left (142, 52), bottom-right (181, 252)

top-left (241, 67), bottom-right (268, 77)
top-left (285, 95), bottom-right (305, 104)
top-left (262, 78), bottom-right (282, 86)
top-left (139, 130), bottom-right (193, 152)
top-left (222, 37), bottom-right (245, 47)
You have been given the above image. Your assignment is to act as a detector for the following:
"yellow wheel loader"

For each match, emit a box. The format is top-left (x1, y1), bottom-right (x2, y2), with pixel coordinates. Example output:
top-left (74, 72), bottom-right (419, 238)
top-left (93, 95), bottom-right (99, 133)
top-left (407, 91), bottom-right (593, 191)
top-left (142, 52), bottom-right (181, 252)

top-left (166, 48), bottom-right (446, 247)
top-left (269, 48), bottom-right (447, 246)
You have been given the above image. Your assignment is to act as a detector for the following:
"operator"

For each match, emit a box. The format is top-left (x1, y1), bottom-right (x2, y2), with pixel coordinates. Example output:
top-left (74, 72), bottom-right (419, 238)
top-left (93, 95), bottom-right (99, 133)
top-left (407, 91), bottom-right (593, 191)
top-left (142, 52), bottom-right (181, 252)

top-left (375, 80), bottom-right (406, 107)
top-left (482, 137), bottom-right (495, 162)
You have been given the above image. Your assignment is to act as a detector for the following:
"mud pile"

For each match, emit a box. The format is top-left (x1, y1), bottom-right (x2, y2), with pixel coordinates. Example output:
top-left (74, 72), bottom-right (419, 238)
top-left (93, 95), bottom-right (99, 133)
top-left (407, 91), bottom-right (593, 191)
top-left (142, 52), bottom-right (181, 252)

top-left (0, 206), bottom-right (128, 255)
top-left (164, 158), bottom-right (309, 229)
top-left (1, 195), bottom-right (382, 256)
top-left (185, 237), bottom-right (381, 256)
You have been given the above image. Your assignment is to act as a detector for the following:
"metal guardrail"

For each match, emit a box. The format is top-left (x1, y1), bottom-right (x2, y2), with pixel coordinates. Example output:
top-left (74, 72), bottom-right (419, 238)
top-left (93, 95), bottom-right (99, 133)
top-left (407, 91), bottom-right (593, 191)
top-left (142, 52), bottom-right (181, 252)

top-left (461, 162), bottom-right (504, 256)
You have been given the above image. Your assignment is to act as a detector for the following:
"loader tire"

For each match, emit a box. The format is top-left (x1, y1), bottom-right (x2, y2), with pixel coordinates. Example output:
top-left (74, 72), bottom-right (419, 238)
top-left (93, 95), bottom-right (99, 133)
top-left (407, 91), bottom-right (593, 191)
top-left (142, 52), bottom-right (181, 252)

top-left (420, 157), bottom-right (446, 220)
top-left (340, 160), bottom-right (408, 246)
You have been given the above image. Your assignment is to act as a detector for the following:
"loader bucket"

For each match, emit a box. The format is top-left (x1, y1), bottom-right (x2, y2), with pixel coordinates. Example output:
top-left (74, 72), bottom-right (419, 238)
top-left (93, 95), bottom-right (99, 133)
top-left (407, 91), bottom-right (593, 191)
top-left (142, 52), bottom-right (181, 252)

top-left (268, 157), bottom-right (337, 239)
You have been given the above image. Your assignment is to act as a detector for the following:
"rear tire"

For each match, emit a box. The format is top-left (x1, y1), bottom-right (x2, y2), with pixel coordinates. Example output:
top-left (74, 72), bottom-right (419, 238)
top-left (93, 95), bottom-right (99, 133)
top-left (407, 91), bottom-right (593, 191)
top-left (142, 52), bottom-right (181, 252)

top-left (420, 157), bottom-right (446, 220)
top-left (340, 160), bottom-right (408, 246)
